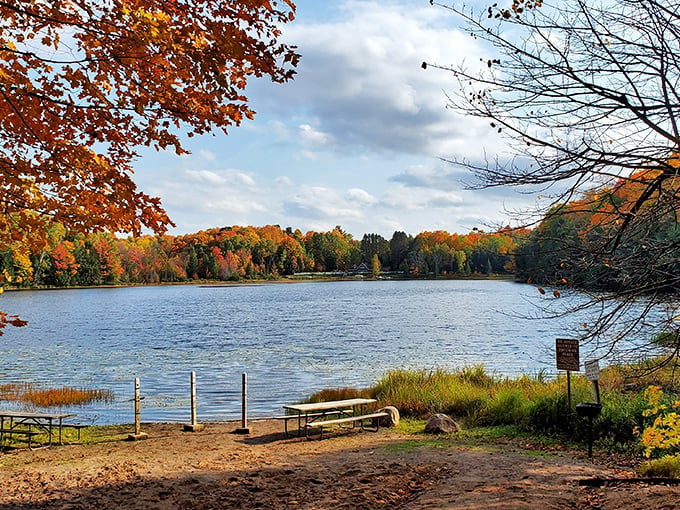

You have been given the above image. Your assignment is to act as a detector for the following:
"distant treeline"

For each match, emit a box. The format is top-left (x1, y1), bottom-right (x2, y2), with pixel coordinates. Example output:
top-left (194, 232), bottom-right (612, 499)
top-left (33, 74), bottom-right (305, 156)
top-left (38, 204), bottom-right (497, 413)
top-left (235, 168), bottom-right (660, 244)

top-left (5, 166), bottom-right (674, 292)
top-left (0, 224), bottom-right (527, 287)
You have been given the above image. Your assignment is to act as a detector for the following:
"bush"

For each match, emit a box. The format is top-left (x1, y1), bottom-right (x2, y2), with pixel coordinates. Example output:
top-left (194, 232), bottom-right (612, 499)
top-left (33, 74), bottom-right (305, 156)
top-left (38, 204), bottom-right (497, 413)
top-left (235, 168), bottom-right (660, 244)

top-left (526, 391), bottom-right (576, 436)
top-left (312, 367), bottom-right (653, 450)
top-left (441, 385), bottom-right (489, 423)
top-left (640, 385), bottom-right (680, 459)
top-left (596, 391), bottom-right (647, 447)
top-left (305, 387), bottom-right (368, 403)
top-left (640, 455), bottom-right (680, 478)
top-left (370, 367), bottom-right (491, 420)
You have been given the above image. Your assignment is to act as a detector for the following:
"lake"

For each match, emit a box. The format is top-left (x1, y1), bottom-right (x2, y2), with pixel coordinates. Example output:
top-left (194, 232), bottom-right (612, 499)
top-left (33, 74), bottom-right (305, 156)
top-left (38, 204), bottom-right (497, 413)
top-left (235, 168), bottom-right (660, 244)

top-left (0, 279), bottom-right (620, 424)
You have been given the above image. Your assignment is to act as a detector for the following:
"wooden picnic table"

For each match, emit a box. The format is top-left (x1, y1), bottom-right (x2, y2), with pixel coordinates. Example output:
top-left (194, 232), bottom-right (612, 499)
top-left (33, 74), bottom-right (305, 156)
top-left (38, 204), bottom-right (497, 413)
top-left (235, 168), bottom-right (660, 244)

top-left (0, 410), bottom-right (76, 448)
top-left (282, 398), bottom-right (385, 438)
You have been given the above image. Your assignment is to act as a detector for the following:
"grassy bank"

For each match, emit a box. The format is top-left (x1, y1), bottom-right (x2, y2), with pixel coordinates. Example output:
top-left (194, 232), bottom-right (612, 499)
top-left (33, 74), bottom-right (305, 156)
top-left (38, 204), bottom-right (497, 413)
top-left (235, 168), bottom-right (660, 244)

top-left (308, 363), bottom-right (680, 476)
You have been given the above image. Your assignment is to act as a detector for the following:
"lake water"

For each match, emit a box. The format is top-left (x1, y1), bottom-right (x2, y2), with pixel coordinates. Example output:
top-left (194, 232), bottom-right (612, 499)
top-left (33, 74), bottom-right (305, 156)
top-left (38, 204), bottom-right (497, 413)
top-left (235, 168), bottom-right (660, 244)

top-left (0, 279), bottom-right (621, 424)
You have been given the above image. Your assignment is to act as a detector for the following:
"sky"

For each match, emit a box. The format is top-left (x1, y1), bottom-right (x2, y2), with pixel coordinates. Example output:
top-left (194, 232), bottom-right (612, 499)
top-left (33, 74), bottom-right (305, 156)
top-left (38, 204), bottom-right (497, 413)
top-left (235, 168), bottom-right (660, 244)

top-left (133, 0), bottom-right (538, 240)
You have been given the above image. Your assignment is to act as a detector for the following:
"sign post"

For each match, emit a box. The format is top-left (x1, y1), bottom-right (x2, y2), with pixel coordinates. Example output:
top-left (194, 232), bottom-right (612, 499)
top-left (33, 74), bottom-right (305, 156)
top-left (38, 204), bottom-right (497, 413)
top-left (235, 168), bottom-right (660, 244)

top-left (555, 338), bottom-right (580, 410)
top-left (578, 359), bottom-right (603, 458)
top-left (128, 377), bottom-right (148, 441)
top-left (584, 359), bottom-right (601, 403)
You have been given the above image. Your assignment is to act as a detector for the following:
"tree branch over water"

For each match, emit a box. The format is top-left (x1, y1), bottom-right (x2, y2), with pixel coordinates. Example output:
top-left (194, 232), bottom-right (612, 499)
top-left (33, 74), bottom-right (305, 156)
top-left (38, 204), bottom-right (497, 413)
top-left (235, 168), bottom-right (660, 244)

top-left (426, 0), bottom-right (680, 368)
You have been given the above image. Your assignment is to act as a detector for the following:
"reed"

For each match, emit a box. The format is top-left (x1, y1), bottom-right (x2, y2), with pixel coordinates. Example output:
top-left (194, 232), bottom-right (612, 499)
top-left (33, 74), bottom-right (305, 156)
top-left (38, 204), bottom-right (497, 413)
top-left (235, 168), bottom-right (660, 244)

top-left (599, 360), bottom-right (680, 393)
top-left (304, 387), bottom-right (370, 403)
top-left (0, 383), bottom-right (114, 408)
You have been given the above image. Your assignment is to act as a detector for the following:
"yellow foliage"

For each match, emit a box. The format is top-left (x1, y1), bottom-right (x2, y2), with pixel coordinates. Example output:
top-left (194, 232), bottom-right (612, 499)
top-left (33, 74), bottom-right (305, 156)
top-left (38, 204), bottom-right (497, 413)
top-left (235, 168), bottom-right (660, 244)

top-left (641, 386), bottom-right (680, 458)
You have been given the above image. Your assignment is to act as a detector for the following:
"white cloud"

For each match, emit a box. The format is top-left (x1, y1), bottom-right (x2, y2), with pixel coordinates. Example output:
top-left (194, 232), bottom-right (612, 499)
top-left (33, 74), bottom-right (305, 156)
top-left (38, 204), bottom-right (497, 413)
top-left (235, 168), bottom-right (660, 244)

top-left (133, 1), bottom-right (539, 239)
top-left (257, 0), bottom-right (488, 158)
top-left (382, 185), bottom-right (463, 211)
top-left (203, 199), bottom-right (266, 214)
top-left (185, 170), bottom-right (225, 186)
top-left (235, 172), bottom-right (257, 187)
top-left (267, 119), bottom-right (291, 139)
top-left (299, 123), bottom-right (333, 147)
top-left (276, 176), bottom-right (294, 186)
top-left (295, 150), bottom-right (320, 161)
top-left (184, 169), bottom-right (256, 188)
top-left (283, 186), bottom-right (366, 221)
top-left (346, 188), bottom-right (377, 205)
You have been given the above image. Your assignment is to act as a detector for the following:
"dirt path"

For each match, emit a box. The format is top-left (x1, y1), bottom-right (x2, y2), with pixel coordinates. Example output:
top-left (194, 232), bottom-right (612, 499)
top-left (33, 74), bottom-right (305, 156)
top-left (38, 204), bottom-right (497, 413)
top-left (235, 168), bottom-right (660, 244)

top-left (0, 420), bottom-right (676, 509)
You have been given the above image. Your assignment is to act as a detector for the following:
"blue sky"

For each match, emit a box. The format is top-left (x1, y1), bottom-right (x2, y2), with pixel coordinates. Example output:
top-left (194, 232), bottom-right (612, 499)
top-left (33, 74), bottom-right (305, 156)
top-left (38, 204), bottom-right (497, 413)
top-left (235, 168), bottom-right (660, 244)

top-left (133, 0), bottom-right (536, 239)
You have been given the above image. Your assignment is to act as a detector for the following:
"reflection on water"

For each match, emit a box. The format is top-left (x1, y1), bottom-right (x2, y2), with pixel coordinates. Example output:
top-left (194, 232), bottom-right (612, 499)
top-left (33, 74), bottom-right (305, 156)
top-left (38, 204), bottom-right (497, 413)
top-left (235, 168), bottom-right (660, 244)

top-left (0, 280), bottom-right (647, 424)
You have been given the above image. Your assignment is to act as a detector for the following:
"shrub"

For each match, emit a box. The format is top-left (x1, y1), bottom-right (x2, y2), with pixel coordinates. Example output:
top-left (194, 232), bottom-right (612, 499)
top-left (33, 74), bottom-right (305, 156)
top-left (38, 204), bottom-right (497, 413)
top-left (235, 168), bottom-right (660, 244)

top-left (639, 455), bottom-right (680, 478)
top-left (305, 387), bottom-right (368, 404)
top-left (526, 391), bottom-right (576, 436)
top-left (596, 391), bottom-right (646, 447)
top-left (640, 385), bottom-right (680, 458)
top-left (456, 365), bottom-right (498, 388)
top-left (370, 367), bottom-right (492, 420)
top-left (440, 385), bottom-right (489, 423)
top-left (312, 367), bottom-right (651, 449)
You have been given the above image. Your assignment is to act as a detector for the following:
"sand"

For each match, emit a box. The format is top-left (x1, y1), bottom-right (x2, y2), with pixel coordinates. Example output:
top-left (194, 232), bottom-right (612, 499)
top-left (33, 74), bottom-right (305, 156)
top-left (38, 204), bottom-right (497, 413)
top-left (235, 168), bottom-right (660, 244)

top-left (0, 420), bottom-right (677, 509)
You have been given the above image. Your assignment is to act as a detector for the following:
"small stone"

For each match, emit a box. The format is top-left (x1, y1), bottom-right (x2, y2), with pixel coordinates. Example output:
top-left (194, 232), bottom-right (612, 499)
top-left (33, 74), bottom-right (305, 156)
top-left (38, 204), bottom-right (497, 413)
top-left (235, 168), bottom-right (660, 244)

top-left (424, 413), bottom-right (460, 434)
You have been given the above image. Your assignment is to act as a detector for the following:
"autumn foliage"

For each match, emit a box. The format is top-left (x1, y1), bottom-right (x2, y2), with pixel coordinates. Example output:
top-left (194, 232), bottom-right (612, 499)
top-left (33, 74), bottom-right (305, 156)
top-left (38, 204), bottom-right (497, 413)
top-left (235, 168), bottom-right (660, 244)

top-left (0, 225), bottom-right (522, 290)
top-left (0, 0), bottom-right (299, 334)
top-left (516, 165), bottom-right (680, 293)
top-left (0, 0), bottom-right (298, 252)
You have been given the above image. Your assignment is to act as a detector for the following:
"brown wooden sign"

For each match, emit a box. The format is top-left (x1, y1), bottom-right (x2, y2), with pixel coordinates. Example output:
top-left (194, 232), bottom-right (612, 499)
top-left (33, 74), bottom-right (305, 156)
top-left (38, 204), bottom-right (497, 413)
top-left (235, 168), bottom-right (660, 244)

top-left (555, 338), bottom-right (579, 371)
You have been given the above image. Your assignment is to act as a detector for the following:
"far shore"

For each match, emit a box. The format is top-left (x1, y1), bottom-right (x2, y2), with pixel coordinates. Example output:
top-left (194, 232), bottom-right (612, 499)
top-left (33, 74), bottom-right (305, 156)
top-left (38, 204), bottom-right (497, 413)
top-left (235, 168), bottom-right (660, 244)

top-left (1, 272), bottom-right (517, 294)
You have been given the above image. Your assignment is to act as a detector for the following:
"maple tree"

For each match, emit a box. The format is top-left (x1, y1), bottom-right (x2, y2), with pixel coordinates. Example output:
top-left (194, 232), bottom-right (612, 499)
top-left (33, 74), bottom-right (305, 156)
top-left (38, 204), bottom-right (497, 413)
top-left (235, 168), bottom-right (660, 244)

top-left (0, 0), bottom-right (299, 334)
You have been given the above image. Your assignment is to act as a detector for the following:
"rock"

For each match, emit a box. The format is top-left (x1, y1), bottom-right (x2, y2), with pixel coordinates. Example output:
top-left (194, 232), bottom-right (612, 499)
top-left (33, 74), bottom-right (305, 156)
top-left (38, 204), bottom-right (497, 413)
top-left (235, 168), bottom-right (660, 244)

top-left (376, 406), bottom-right (400, 427)
top-left (424, 413), bottom-right (460, 434)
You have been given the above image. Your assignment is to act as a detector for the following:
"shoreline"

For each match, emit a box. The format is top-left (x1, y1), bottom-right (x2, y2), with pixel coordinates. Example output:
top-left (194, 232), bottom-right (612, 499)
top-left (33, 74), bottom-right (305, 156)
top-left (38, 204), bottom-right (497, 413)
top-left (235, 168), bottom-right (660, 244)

top-left (0, 418), bottom-right (674, 509)
top-left (1, 273), bottom-right (518, 293)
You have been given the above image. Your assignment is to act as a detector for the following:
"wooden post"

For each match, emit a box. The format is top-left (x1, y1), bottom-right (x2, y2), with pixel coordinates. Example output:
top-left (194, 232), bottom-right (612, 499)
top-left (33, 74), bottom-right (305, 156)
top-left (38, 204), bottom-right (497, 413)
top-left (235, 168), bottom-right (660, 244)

top-left (235, 373), bottom-right (250, 434)
top-left (128, 377), bottom-right (148, 441)
top-left (183, 371), bottom-right (204, 432)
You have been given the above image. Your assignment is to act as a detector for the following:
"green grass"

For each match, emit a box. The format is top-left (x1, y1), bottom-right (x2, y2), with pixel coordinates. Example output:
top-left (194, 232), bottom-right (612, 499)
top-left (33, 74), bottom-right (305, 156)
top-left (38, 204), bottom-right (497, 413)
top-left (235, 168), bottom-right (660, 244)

top-left (384, 420), bottom-right (566, 458)
top-left (0, 423), bottom-right (129, 455)
top-left (307, 364), bottom-right (678, 451)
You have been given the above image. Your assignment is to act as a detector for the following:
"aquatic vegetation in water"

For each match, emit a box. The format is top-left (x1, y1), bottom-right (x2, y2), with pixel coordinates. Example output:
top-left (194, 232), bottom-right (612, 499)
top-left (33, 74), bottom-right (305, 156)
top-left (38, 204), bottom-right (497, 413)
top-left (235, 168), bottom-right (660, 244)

top-left (0, 383), bottom-right (114, 408)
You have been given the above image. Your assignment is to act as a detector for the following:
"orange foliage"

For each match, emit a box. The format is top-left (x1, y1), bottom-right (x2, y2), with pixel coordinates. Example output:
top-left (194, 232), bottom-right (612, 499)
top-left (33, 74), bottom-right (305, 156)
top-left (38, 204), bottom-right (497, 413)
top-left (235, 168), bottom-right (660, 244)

top-left (0, 1), bottom-right (299, 334)
top-left (0, 1), bottom-right (299, 252)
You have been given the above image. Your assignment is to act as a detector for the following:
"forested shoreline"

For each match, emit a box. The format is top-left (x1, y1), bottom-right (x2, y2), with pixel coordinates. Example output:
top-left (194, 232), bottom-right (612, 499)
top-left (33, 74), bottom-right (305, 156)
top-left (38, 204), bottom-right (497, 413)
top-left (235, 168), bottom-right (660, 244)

top-left (0, 224), bottom-right (526, 289)
top-left (4, 173), bottom-right (680, 295)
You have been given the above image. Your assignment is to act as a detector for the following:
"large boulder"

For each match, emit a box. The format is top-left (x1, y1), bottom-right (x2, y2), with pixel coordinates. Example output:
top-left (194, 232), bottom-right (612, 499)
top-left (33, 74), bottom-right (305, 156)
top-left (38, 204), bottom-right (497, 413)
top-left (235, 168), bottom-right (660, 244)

top-left (376, 406), bottom-right (400, 427)
top-left (424, 413), bottom-right (460, 434)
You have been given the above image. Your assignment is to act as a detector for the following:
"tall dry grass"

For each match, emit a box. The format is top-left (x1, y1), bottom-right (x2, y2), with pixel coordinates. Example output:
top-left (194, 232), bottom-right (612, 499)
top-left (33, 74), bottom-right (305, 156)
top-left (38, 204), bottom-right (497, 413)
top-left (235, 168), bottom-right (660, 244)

top-left (0, 383), bottom-right (114, 408)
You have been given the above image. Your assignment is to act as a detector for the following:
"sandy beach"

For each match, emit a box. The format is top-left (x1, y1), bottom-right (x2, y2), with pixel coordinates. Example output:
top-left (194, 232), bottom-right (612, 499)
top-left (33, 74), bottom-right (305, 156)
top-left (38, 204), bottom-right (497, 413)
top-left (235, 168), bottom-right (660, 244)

top-left (0, 419), bottom-right (677, 509)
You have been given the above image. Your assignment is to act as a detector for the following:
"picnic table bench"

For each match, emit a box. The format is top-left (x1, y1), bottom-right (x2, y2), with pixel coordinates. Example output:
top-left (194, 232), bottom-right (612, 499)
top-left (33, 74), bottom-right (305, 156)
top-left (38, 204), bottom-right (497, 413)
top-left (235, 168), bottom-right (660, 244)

top-left (0, 410), bottom-right (77, 449)
top-left (281, 398), bottom-right (389, 439)
top-left (0, 428), bottom-right (41, 449)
